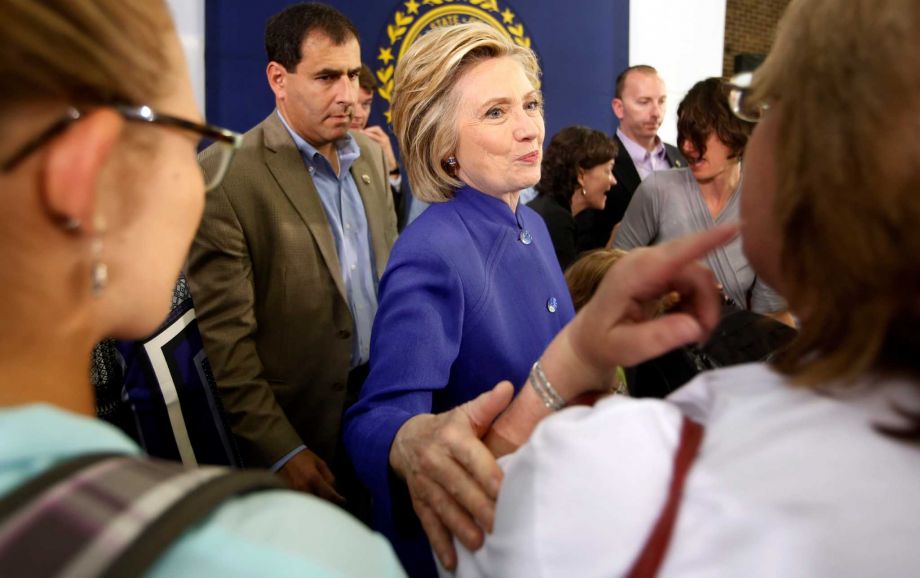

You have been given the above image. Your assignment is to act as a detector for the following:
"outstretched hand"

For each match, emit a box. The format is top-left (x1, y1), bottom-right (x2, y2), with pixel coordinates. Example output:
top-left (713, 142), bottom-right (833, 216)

top-left (389, 381), bottom-right (514, 570)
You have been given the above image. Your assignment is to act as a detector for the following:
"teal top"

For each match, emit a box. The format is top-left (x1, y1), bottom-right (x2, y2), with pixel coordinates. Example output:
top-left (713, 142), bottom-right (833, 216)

top-left (0, 404), bottom-right (406, 578)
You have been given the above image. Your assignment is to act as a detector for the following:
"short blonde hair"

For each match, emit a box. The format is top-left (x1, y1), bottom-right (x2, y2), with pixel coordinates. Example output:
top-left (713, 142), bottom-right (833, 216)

top-left (565, 249), bottom-right (629, 311)
top-left (0, 0), bottom-right (173, 113)
top-left (752, 0), bottom-right (920, 383)
top-left (391, 22), bottom-right (541, 203)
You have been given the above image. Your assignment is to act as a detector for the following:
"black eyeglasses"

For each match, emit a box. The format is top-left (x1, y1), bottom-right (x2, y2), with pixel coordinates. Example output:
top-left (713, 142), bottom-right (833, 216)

top-left (727, 72), bottom-right (769, 123)
top-left (1, 104), bottom-right (243, 192)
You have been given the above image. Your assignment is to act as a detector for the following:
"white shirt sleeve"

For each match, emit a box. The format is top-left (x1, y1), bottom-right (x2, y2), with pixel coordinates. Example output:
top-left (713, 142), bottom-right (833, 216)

top-left (453, 397), bottom-right (685, 578)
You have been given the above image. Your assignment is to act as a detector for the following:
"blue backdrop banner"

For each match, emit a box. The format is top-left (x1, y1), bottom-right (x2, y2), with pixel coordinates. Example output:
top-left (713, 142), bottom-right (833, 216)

top-left (205, 0), bottom-right (628, 152)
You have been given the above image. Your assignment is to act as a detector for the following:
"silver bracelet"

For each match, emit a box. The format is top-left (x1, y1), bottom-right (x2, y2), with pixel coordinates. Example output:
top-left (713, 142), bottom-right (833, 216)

top-left (529, 359), bottom-right (565, 411)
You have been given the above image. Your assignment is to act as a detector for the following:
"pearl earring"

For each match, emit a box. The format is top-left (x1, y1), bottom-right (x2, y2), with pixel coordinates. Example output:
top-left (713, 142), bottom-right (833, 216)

top-left (90, 215), bottom-right (108, 297)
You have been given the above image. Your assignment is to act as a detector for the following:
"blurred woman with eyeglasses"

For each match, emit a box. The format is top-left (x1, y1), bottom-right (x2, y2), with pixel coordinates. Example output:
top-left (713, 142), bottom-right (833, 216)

top-left (0, 2), bottom-right (405, 575)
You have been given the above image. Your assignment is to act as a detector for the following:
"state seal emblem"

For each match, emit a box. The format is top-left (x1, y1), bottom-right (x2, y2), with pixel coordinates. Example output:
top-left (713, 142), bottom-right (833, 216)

top-left (374, 0), bottom-right (535, 122)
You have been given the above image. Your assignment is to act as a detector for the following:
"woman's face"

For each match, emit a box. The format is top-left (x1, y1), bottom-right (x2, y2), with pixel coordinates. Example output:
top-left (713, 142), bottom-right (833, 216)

top-left (682, 132), bottom-right (739, 183)
top-left (452, 56), bottom-right (545, 198)
top-left (104, 33), bottom-right (206, 337)
top-left (740, 105), bottom-right (784, 292)
top-left (579, 159), bottom-right (616, 210)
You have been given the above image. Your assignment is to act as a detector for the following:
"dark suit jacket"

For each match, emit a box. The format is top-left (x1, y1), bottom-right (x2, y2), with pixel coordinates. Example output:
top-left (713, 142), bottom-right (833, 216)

top-left (577, 134), bottom-right (686, 249)
top-left (527, 194), bottom-right (578, 271)
top-left (189, 111), bottom-right (397, 471)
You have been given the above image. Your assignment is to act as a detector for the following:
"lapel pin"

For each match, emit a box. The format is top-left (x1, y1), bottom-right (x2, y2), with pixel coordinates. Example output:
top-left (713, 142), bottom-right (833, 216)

top-left (361, 174), bottom-right (371, 184)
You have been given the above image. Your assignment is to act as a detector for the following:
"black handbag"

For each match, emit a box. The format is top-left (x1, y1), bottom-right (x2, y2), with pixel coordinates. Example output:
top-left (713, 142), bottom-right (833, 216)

top-left (627, 301), bottom-right (798, 399)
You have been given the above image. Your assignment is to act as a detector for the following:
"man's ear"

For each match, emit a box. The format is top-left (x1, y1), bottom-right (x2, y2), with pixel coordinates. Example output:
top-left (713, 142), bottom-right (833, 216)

top-left (611, 97), bottom-right (625, 121)
top-left (267, 61), bottom-right (288, 101)
top-left (43, 108), bottom-right (123, 234)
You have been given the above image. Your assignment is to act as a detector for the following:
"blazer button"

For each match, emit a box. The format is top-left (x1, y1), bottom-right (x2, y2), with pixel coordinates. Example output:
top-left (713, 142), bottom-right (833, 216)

top-left (546, 297), bottom-right (558, 313)
top-left (337, 329), bottom-right (351, 339)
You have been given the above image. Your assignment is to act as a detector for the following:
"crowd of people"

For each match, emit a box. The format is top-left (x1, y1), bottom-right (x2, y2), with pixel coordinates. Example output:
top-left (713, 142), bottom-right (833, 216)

top-left (0, 0), bottom-right (917, 577)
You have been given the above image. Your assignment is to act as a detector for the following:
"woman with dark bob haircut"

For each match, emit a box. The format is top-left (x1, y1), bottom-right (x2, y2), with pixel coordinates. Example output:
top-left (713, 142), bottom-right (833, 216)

top-left (614, 77), bottom-right (791, 324)
top-left (528, 126), bottom-right (617, 270)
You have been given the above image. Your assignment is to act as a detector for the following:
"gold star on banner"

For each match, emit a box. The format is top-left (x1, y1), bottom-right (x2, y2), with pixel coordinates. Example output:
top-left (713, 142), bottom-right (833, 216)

top-left (378, 47), bottom-right (394, 64)
top-left (405, 0), bottom-right (420, 15)
top-left (501, 8), bottom-right (515, 24)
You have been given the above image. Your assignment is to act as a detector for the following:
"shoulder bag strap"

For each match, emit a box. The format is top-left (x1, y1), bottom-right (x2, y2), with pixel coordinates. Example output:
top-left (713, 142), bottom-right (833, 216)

top-left (0, 454), bottom-right (283, 578)
top-left (627, 417), bottom-right (705, 578)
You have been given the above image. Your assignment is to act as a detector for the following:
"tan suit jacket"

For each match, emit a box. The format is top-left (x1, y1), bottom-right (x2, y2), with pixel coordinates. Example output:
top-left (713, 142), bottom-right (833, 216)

top-left (189, 111), bottom-right (397, 470)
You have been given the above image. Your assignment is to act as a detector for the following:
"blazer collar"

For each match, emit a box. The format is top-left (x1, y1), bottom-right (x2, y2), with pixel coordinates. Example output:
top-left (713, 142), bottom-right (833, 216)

top-left (262, 111), bottom-right (348, 301)
top-left (261, 111), bottom-right (392, 298)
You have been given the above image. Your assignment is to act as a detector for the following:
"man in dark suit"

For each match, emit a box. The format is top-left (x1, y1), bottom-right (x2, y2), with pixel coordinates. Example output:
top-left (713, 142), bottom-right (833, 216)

top-left (188, 3), bottom-right (396, 512)
top-left (578, 65), bottom-right (686, 249)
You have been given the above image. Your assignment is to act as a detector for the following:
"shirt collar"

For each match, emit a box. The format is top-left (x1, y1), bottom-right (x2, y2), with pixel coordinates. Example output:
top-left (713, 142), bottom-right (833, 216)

top-left (276, 110), bottom-right (360, 175)
top-left (617, 128), bottom-right (667, 162)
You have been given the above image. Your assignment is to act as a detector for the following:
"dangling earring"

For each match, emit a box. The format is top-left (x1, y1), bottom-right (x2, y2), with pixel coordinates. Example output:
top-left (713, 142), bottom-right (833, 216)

top-left (90, 215), bottom-right (108, 297)
top-left (580, 188), bottom-right (587, 197)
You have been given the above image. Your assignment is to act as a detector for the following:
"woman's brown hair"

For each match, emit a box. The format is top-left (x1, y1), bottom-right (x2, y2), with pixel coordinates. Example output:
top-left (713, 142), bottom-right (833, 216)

top-left (751, 0), bottom-right (920, 389)
top-left (536, 125), bottom-right (617, 207)
top-left (565, 249), bottom-right (630, 312)
top-left (0, 0), bottom-right (173, 113)
top-left (677, 77), bottom-right (753, 163)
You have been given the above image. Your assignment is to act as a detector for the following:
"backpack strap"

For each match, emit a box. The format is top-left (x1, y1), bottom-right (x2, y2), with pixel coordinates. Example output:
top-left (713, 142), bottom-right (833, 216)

top-left (627, 417), bottom-right (705, 578)
top-left (0, 453), bottom-right (284, 578)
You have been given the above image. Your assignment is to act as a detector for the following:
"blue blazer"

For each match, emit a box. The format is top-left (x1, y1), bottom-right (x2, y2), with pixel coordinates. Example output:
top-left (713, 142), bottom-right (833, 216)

top-left (344, 186), bottom-right (574, 576)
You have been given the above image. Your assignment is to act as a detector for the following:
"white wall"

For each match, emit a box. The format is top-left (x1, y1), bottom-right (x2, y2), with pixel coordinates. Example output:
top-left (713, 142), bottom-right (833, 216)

top-left (629, 0), bottom-right (727, 145)
top-left (165, 0), bottom-right (206, 114)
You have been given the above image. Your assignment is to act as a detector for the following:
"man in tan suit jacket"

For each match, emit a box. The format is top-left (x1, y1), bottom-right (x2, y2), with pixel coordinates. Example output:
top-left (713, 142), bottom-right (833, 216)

top-left (188, 4), bottom-right (396, 511)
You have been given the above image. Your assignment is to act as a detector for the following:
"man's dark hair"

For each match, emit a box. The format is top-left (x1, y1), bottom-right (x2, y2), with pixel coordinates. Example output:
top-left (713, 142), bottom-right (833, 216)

top-left (358, 64), bottom-right (378, 92)
top-left (614, 64), bottom-right (658, 99)
top-left (265, 3), bottom-right (359, 71)
top-left (536, 125), bottom-right (618, 206)
top-left (676, 77), bottom-right (753, 163)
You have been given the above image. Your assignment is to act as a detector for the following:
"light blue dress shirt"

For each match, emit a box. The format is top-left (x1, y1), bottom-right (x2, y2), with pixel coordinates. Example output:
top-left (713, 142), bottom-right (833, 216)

top-left (278, 112), bottom-right (379, 369)
top-left (272, 113), bottom-right (381, 473)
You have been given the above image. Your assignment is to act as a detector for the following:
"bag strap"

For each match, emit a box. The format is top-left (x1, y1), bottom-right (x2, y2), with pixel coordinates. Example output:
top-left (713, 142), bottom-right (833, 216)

top-left (627, 417), bottom-right (705, 578)
top-left (0, 453), bottom-right (283, 578)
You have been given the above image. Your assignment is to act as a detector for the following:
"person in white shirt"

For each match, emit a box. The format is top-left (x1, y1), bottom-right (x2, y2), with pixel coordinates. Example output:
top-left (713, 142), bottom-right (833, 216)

top-left (451, 0), bottom-right (920, 575)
